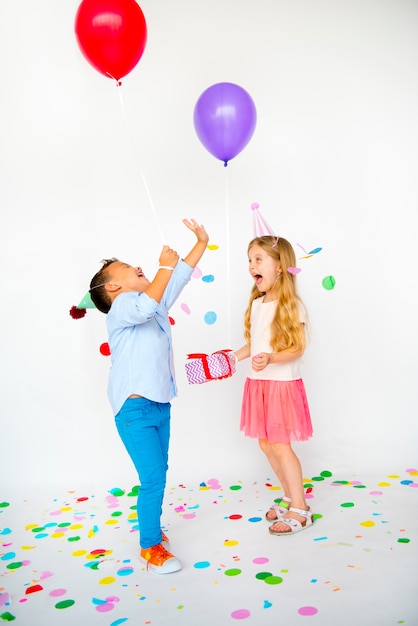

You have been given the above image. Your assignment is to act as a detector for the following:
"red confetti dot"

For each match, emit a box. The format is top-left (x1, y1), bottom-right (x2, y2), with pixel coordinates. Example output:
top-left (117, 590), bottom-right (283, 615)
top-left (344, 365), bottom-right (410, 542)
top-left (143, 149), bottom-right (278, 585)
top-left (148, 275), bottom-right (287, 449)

top-left (169, 316), bottom-right (175, 325)
top-left (100, 343), bottom-right (111, 356)
top-left (229, 514), bottom-right (242, 520)
top-left (26, 584), bottom-right (43, 595)
top-left (76, 497), bottom-right (89, 502)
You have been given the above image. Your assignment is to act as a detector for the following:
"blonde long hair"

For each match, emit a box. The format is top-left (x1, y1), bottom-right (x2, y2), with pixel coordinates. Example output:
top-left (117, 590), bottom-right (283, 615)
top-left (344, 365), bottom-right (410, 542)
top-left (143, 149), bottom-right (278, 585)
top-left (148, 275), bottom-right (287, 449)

top-left (244, 236), bottom-right (307, 353)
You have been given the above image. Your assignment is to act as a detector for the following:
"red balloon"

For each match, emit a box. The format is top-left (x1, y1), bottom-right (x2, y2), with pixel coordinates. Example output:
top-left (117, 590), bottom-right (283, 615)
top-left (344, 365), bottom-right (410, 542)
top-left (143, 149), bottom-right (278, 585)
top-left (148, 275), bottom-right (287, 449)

top-left (75, 0), bottom-right (147, 81)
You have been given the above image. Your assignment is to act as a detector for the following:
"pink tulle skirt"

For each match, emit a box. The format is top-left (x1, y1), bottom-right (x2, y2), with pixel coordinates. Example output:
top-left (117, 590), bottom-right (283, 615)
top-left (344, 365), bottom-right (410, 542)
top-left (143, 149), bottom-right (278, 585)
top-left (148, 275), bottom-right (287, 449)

top-left (240, 378), bottom-right (313, 443)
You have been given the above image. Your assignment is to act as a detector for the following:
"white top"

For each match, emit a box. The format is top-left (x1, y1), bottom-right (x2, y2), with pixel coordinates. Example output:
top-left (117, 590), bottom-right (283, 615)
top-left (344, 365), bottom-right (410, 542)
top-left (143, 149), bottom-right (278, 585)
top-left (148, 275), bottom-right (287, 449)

top-left (247, 296), bottom-right (306, 381)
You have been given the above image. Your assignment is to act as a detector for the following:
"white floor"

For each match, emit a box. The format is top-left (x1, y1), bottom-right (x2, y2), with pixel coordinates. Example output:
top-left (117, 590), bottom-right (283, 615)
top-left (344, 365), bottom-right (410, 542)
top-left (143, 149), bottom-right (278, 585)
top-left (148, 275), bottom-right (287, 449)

top-left (1, 468), bottom-right (417, 626)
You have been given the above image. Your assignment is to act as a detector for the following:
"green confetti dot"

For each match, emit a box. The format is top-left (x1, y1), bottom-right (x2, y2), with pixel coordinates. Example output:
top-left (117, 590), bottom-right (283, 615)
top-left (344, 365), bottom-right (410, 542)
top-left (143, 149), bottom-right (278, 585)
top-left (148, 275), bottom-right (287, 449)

top-left (0, 612), bottom-right (16, 621)
top-left (320, 470), bottom-right (333, 477)
top-left (341, 502), bottom-right (355, 508)
top-left (229, 485), bottom-right (242, 491)
top-left (0, 502), bottom-right (10, 508)
top-left (31, 527), bottom-right (45, 533)
top-left (128, 486), bottom-right (139, 496)
top-left (311, 476), bottom-right (325, 482)
top-left (255, 572), bottom-right (273, 580)
top-left (67, 536), bottom-right (81, 542)
top-left (303, 483), bottom-right (314, 489)
top-left (109, 488), bottom-right (125, 496)
top-left (6, 562), bottom-right (23, 570)
top-left (225, 568), bottom-right (241, 576)
top-left (322, 275), bottom-right (336, 290)
top-left (57, 522), bottom-right (71, 528)
top-left (111, 511), bottom-right (123, 517)
top-left (397, 538), bottom-right (410, 544)
top-left (55, 600), bottom-right (75, 610)
top-left (333, 481), bottom-right (349, 485)
top-left (353, 484), bottom-right (366, 488)
top-left (264, 575), bottom-right (283, 585)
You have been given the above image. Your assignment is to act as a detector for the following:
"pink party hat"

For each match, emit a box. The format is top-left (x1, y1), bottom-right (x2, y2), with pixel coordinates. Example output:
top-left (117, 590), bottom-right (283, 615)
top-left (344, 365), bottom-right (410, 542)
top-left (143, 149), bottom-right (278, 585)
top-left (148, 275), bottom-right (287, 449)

top-left (251, 202), bottom-right (276, 237)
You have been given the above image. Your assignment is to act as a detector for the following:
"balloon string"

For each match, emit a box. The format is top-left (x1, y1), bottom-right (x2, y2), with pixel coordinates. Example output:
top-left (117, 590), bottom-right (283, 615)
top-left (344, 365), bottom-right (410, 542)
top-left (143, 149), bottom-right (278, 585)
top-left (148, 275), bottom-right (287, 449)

top-left (225, 167), bottom-right (232, 348)
top-left (115, 85), bottom-right (166, 244)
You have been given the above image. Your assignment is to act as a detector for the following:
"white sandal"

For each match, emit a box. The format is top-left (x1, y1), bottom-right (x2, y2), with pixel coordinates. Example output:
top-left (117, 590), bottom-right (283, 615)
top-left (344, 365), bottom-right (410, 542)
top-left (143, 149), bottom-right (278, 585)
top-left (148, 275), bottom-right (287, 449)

top-left (269, 506), bottom-right (314, 535)
top-left (265, 496), bottom-right (291, 521)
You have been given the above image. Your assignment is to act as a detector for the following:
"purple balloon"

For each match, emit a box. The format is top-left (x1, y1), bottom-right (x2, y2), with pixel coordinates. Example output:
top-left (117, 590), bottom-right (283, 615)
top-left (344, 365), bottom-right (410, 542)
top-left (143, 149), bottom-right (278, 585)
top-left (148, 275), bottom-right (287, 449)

top-left (193, 82), bottom-right (257, 166)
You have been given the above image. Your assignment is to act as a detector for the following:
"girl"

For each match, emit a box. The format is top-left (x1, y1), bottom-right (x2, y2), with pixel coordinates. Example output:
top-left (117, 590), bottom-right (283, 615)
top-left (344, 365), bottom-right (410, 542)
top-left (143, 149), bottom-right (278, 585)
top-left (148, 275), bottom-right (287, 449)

top-left (234, 235), bottom-right (314, 535)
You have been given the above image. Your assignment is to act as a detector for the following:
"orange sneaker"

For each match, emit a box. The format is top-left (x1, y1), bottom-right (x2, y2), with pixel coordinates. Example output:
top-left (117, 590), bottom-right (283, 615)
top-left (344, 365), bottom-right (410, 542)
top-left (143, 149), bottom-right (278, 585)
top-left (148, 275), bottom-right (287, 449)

top-left (140, 543), bottom-right (182, 574)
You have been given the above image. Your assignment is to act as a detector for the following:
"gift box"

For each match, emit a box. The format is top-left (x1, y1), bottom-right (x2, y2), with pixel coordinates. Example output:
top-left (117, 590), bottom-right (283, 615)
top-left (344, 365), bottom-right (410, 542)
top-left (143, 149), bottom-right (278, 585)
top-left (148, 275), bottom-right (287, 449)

top-left (185, 350), bottom-right (236, 384)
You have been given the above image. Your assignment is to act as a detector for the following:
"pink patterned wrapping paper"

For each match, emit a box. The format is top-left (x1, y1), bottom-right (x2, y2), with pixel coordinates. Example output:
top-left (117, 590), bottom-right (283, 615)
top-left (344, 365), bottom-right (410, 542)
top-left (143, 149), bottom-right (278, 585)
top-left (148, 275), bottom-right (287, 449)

top-left (185, 350), bottom-right (236, 384)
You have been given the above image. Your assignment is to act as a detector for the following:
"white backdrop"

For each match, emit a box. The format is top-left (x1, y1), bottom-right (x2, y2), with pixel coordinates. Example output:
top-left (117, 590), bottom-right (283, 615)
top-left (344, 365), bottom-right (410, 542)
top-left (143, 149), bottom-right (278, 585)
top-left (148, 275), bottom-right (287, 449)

top-left (1, 0), bottom-right (417, 494)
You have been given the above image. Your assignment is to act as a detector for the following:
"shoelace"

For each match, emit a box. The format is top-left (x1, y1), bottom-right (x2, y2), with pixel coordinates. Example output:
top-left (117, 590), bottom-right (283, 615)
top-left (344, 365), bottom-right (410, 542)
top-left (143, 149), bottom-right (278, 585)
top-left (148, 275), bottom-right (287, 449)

top-left (144, 544), bottom-right (171, 570)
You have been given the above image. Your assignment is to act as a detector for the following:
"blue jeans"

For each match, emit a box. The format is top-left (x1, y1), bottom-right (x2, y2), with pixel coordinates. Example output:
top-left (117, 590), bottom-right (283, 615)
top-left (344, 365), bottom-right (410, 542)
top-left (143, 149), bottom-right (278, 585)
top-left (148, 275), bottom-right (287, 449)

top-left (115, 397), bottom-right (171, 549)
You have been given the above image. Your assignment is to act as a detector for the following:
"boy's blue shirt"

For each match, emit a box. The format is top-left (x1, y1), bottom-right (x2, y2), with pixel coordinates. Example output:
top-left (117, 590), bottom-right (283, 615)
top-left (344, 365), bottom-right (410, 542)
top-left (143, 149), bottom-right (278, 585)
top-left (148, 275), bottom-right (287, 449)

top-left (106, 260), bottom-right (193, 415)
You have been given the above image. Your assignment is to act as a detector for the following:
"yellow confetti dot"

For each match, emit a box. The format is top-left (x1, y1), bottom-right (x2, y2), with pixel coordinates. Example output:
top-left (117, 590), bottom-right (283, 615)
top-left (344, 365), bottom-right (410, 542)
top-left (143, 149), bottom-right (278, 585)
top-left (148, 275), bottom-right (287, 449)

top-left (267, 486), bottom-right (281, 491)
top-left (128, 512), bottom-right (138, 521)
top-left (377, 482), bottom-right (391, 487)
top-left (360, 520), bottom-right (375, 527)
top-left (387, 475), bottom-right (400, 479)
top-left (224, 540), bottom-right (239, 547)
top-left (99, 576), bottom-right (116, 585)
top-left (72, 550), bottom-right (87, 557)
top-left (25, 524), bottom-right (39, 531)
top-left (21, 545), bottom-right (36, 551)
top-left (69, 524), bottom-right (83, 530)
top-left (199, 486), bottom-right (210, 491)
top-left (105, 519), bottom-right (118, 525)
top-left (50, 532), bottom-right (65, 539)
top-left (60, 506), bottom-right (72, 512)
top-left (207, 244), bottom-right (219, 250)
top-left (408, 471), bottom-right (418, 476)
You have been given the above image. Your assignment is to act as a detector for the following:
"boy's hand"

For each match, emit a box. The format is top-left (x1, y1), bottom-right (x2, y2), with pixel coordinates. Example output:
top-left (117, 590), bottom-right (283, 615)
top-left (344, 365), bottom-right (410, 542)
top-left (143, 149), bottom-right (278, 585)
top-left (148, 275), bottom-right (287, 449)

top-left (159, 245), bottom-right (179, 268)
top-left (183, 218), bottom-right (209, 244)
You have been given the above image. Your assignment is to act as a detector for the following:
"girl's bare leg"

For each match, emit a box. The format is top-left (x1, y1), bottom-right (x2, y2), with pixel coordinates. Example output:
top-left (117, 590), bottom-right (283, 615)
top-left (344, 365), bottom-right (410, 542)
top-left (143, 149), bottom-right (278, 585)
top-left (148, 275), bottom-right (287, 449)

top-left (259, 438), bottom-right (308, 530)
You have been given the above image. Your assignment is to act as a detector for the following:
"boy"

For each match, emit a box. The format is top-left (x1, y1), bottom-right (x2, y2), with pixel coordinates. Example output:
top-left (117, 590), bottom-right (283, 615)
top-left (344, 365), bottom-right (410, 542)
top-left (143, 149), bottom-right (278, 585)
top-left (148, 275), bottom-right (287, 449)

top-left (89, 218), bottom-right (209, 573)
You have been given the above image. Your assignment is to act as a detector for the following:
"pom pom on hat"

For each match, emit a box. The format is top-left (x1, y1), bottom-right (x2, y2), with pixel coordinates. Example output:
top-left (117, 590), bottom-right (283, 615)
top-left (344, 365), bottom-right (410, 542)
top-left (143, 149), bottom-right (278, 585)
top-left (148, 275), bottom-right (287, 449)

top-left (69, 305), bottom-right (87, 319)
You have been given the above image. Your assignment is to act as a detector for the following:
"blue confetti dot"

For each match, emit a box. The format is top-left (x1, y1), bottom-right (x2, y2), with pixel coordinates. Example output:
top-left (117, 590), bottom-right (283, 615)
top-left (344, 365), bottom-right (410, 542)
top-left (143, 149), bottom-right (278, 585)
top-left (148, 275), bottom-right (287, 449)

top-left (248, 517), bottom-right (263, 523)
top-left (202, 274), bottom-right (215, 283)
top-left (204, 311), bottom-right (217, 325)
top-left (194, 561), bottom-right (211, 569)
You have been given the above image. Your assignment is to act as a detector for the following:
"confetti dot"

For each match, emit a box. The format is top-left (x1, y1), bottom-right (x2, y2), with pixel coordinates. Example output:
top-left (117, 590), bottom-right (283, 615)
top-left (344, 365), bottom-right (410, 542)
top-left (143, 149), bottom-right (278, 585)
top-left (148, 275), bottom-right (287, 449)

top-left (256, 572), bottom-right (273, 580)
top-left (360, 520), bottom-right (375, 528)
top-left (117, 567), bottom-right (134, 576)
top-left (192, 267), bottom-right (202, 278)
top-left (100, 343), bottom-right (111, 356)
top-left (180, 303), bottom-right (191, 314)
top-left (298, 606), bottom-right (318, 616)
top-left (194, 561), bottom-right (210, 569)
top-left (202, 274), bottom-right (214, 283)
top-left (49, 589), bottom-right (67, 597)
top-left (320, 470), bottom-right (333, 477)
top-left (322, 275), bottom-right (336, 290)
top-left (253, 557), bottom-right (269, 565)
top-left (397, 538), bottom-right (410, 544)
top-left (225, 569), bottom-right (242, 576)
top-left (207, 244), bottom-right (219, 251)
top-left (231, 609), bottom-right (251, 619)
top-left (264, 576), bottom-right (283, 585)
top-left (224, 539), bottom-right (239, 547)
top-left (99, 577), bottom-right (116, 585)
top-left (248, 517), bottom-right (262, 523)
top-left (341, 502), bottom-right (355, 508)
top-left (229, 514), bottom-right (242, 520)
top-left (204, 311), bottom-right (217, 325)
top-left (55, 600), bottom-right (75, 610)
top-left (230, 485), bottom-right (242, 491)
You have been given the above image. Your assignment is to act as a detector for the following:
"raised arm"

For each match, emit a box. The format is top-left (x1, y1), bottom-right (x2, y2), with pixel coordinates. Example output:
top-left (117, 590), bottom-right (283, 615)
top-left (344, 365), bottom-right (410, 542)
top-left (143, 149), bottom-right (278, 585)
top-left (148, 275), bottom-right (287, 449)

top-left (145, 246), bottom-right (179, 303)
top-left (182, 218), bottom-right (209, 268)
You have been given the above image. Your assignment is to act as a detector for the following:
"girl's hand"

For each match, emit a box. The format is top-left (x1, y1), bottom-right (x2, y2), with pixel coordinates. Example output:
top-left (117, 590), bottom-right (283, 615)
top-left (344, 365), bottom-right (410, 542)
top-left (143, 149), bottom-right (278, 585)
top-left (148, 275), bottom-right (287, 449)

top-left (252, 352), bottom-right (271, 371)
top-left (183, 218), bottom-right (209, 244)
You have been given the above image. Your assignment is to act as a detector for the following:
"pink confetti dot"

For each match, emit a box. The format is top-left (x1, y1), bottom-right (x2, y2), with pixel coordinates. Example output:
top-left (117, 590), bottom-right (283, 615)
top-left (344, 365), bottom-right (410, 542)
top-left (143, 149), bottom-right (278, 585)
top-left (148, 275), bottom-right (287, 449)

top-left (181, 303), bottom-right (191, 314)
top-left (49, 589), bottom-right (67, 597)
top-left (298, 606), bottom-right (318, 616)
top-left (231, 609), bottom-right (251, 619)
top-left (252, 557), bottom-right (269, 564)
top-left (250, 202), bottom-right (259, 210)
